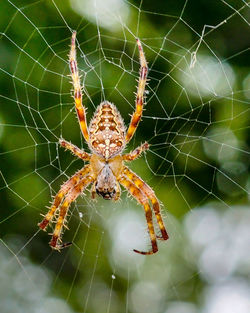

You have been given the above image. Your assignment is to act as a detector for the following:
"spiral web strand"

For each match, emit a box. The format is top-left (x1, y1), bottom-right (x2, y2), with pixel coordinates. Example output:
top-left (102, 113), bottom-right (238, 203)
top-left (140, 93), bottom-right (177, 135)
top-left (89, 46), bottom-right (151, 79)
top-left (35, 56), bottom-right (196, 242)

top-left (0, 1), bottom-right (249, 312)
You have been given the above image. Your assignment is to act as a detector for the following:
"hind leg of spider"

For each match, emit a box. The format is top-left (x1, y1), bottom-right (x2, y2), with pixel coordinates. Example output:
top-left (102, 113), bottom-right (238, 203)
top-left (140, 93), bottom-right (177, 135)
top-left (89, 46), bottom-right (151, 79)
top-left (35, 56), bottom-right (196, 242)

top-left (126, 39), bottom-right (148, 143)
top-left (122, 166), bottom-right (168, 241)
top-left (69, 31), bottom-right (89, 143)
top-left (50, 175), bottom-right (94, 250)
top-left (59, 138), bottom-right (90, 160)
top-left (118, 176), bottom-right (158, 255)
top-left (38, 165), bottom-right (91, 231)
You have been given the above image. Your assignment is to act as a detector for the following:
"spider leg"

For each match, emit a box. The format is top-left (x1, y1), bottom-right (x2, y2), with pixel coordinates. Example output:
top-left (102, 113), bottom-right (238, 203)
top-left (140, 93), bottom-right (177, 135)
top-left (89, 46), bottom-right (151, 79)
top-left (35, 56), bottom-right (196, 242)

top-left (38, 165), bottom-right (91, 230)
top-left (59, 138), bottom-right (90, 160)
top-left (118, 176), bottom-right (158, 255)
top-left (123, 142), bottom-right (149, 162)
top-left (123, 166), bottom-right (168, 241)
top-left (69, 31), bottom-right (89, 143)
top-left (50, 174), bottom-right (95, 250)
top-left (125, 39), bottom-right (148, 143)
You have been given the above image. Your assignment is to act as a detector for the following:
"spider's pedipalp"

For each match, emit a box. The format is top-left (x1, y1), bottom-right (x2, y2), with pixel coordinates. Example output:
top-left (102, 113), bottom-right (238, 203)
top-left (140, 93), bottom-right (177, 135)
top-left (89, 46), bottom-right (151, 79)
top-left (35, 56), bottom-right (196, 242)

top-left (125, 39), bottom-right (148, 143)
top-left (122, 166), bottom-right (168, 241)
top-left (118, 176), bottom-right (158, 255)
top-left (113, 182), bottom-right (121, 201)
top-left (90, 182), bottom-right (97, 200)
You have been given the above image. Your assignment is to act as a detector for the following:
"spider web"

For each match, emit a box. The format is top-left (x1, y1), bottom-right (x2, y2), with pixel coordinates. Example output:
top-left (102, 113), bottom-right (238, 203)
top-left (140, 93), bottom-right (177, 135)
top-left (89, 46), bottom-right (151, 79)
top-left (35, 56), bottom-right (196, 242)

top-left (0, 0), bottom-right (250, 312)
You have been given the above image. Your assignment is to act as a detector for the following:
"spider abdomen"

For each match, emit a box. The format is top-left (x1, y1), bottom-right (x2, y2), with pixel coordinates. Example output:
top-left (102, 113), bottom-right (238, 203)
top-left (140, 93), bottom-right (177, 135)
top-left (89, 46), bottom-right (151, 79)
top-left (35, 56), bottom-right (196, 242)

top-left (89, 101), bottom-right (126, 159)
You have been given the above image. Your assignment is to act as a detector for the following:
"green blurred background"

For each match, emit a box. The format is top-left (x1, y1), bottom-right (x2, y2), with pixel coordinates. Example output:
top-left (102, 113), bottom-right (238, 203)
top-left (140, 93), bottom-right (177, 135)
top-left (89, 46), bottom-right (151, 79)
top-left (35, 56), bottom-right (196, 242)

top-left (0, 1), bottom-right (249, 312)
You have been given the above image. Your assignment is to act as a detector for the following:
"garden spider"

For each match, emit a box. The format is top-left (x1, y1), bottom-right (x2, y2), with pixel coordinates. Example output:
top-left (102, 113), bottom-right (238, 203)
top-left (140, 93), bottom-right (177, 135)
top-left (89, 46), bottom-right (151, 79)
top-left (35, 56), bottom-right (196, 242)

top-left (38, 31), bottom-right (168, 255)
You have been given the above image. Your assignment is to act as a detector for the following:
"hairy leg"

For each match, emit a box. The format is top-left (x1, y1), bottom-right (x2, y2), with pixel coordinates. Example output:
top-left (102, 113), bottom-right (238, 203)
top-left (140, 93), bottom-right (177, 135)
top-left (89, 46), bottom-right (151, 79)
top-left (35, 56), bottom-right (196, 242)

top-left (50, 175), bottom-right (94, 249)
top-left (123, 142), bottom-right (149, 161)
top-left (59, 138), bottom-right (90, 160)
top-left (69, 31), bottom-right (89, 142)
top-left (38, 165), bottom-right (91, 230)
top-left (118, 176), bottom-right (158, 255)
top-left (122, 166), bottom-right (168, 241)
top-left (125, 39), bottom-right (148, 143)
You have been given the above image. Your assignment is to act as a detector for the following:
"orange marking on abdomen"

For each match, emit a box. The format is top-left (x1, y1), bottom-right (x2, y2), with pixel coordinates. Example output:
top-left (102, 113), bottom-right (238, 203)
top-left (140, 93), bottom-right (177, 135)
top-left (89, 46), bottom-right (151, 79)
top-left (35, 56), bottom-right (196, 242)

top-left (89, 101), bottom-right (126, 158)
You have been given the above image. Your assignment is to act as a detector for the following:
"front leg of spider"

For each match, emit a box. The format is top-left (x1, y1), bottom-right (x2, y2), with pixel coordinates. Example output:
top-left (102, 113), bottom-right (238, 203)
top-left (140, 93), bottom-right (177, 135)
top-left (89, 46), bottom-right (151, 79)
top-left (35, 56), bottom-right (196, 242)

top-left (38, 31), bottom-right (168, 254)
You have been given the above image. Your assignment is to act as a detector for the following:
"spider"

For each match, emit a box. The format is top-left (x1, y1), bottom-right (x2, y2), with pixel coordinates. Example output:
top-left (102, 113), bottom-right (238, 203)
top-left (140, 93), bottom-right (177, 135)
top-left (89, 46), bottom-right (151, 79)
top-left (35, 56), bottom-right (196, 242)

top-left (38, 31), bottom-right (168, 255)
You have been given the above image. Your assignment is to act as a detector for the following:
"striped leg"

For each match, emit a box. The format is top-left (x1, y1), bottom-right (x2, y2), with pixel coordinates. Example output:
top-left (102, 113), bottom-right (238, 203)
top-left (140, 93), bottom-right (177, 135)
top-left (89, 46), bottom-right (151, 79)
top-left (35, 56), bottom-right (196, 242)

top-left (122, 167), bottom-right (168, 241)
top-left (59, 138), bottom-right (90, 160)
top-left (50, 175), bottom-right (94, 249)
top-left (123, 142), bottom-right (149, 161)
top-left (69, 31), bottom-right (89, 143)
top-left (125, 39), bottom-right (148, 142)
top-left (118, 176), bottom-right (158, 255)
top-left (38, 165), bottom-right (91, 230)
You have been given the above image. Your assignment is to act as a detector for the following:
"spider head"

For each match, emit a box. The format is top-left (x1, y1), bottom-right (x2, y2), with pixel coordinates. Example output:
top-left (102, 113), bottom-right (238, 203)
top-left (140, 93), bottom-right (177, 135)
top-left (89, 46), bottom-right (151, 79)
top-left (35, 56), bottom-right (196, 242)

top-left (96, 186), bottom-right (116, 200)
top-left (95, 164), bottom-right (118, 200)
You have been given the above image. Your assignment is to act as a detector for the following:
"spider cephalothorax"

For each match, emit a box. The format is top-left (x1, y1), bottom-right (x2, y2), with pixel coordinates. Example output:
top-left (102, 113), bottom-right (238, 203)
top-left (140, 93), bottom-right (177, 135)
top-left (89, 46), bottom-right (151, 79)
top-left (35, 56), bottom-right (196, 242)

top-left (38, 32), bottom-right (168, 255)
